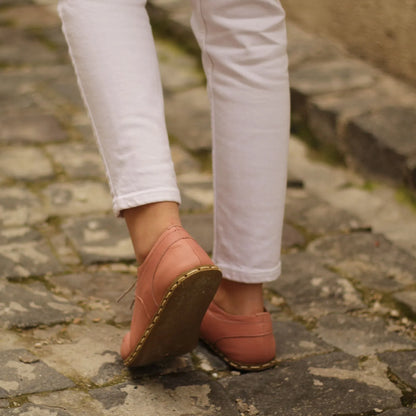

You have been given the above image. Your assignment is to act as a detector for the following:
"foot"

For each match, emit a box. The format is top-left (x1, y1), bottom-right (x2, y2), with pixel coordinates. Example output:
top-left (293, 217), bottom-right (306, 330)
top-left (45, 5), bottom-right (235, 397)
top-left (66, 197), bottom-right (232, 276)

top-left (120, 225), bottom-right (222, 367)
top-left (212, 278), bottom-right (264, 315)
top-left (200, 299), bottom-right (276, 371)
top-left (123, 201), bottom-right (181, 264)
top-left (199, 277), bottom-right (276, 371)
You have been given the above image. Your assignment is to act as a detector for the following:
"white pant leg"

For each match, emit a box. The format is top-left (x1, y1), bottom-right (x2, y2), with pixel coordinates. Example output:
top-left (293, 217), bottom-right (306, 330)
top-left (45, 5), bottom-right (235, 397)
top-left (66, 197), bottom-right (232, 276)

top-left (58, 0), bottom-right (180, 216)
top-left (191, 0), bottom-right (290, 283)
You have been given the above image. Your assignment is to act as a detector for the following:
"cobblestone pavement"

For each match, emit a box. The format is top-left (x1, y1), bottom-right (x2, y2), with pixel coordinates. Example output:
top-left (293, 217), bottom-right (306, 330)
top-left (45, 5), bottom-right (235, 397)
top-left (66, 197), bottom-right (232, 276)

top-left (1, 1), bottom-right (416, 415)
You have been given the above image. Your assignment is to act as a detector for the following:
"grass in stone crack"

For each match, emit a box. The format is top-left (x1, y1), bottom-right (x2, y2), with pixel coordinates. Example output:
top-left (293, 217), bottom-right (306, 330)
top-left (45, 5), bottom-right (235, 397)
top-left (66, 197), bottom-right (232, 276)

top-left (290, 115), bottom-right (346, 167)
top-left (395, 186), bottom-right (416, 212)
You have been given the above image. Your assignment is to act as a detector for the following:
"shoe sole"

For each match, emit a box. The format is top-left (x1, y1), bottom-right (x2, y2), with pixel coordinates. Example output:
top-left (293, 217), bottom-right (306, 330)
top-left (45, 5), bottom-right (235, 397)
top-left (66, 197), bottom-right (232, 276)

top-left (124, 265), bottom-right (222, 367)
top-left (201, 338), bottom-right (277, 372)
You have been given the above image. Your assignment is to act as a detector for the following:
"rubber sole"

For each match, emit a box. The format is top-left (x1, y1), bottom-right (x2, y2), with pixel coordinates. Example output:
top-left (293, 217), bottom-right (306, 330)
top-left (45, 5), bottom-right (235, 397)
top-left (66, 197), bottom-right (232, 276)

top-left (200, 339), bottom-right (277, 372)
top-left (124, 265), bottom-right (222, 367)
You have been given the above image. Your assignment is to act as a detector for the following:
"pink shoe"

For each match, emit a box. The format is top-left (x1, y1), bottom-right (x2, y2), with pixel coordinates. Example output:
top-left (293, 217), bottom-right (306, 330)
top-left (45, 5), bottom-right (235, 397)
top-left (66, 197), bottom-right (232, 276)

top-left (200, 301), bottom-right (276, 371)
top-left (120, 225), bottom-right (222, 367)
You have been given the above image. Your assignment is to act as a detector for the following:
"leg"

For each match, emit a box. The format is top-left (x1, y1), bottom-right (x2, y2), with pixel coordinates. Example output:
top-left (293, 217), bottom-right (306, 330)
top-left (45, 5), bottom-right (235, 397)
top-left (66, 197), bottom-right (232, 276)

top-left (58, 0), bottom-right (181, 264)
top-left (58, 0), bottom-right (222, 367)
top-left (191, 0), bottom-right (290, 370)
top-left (191, 0), bottom-right (290, 309)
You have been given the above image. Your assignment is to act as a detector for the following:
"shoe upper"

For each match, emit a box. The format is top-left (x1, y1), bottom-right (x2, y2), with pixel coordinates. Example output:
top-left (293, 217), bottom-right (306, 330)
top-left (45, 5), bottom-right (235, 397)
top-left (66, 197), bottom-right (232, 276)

top-left (120, 225), bottom-right (214, 360)
top-left (200, 301), bottom-right (276, 366)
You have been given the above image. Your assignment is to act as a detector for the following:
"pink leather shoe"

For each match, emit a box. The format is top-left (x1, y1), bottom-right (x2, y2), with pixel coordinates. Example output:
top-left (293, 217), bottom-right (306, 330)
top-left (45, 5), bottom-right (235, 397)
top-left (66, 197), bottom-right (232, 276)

top-left (200, 301), bottom-right (277, 371)
top-left (120, 225), bottom-right (222, 367)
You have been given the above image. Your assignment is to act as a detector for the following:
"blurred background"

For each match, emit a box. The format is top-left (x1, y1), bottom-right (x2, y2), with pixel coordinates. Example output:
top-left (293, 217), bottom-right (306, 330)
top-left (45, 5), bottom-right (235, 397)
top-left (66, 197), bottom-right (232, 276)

top-left (281, 0), bottom-right (416, 87)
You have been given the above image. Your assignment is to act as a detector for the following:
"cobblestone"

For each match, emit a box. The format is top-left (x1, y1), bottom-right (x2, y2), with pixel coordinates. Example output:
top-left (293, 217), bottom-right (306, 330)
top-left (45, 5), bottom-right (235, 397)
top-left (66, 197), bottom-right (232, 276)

top-left (308, 233), bottom-right (416, 292)
top-left (0, 280), bottom-right (82, 329)
top-left (0, 349), bottom-right (74, 399)
top-left (0, 227), bottom-right (62, 280)
top-left (0, 146), bottom-right (54, 181)
top-left (46, 142), bottom-right (106, 179)
top-left (221, 352), bottom-right (402, 416)
top-left (1, 1), bottom-right (416, 414)
top-left (42, 181), bottom-right (112, 217)
top-left (316, 314), bottom-right (416, 357)
top-left (393, 291), bottom-right (416, 317)
top-left (345, 106), bottom-right (416, 185)
top-left (273, 320), bottom-right (333, 361)
top-left (267, 252), bottom-right (365, 318)
top-left (62, 216), bottom-right (134, 264)
top-left (165, 87), bottom-right (212, 151)
top-left (0, 111), bottom-right (67, 144)
top-left (0, 187), bottom-right (46, 227)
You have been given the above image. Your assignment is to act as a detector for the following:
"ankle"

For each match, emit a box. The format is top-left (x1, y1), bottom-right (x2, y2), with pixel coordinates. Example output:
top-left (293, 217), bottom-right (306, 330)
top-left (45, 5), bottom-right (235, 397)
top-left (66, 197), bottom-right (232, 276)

top-left (213, 279), bottom-right (264, 315)
top-left (123, 202), bottom-right (181, 264)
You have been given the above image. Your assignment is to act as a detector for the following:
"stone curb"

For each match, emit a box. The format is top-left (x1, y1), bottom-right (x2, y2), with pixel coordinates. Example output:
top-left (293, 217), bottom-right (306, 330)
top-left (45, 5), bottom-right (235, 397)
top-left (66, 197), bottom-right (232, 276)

top-left (147, 0), bottom-right (416, 192)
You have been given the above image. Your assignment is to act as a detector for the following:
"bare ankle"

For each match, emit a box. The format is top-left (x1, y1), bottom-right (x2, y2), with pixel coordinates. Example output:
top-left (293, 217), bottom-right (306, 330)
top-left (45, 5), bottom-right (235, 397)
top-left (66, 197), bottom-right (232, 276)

top-left (214, 278), bottom-right (264, 315)
top-left (123, 202), bottom-right (181, 264)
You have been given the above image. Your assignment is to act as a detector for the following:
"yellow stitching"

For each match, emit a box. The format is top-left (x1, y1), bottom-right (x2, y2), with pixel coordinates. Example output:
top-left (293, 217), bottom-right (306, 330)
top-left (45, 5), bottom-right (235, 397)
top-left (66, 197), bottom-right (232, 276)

top-left (201, 339), bottom-right (277, 372)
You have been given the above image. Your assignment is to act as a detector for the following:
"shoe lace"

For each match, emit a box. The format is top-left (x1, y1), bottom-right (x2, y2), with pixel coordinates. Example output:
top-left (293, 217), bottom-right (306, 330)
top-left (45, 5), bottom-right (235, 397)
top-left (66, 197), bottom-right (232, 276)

top-left (116, 280), bottom-right (136, 309)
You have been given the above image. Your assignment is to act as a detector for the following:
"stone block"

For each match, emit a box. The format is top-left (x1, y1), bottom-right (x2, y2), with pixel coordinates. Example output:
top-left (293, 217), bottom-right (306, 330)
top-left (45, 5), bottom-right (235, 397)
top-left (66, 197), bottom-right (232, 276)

top-left (0, 227), bottom-right (62, 280)
top-left (274, 320), bottom-right (333, 361)
top-left (179, 192), bottom-right (207, 213)
top-left (177, 172), bottom-right (213, 211)
top-left (291, 59), bottom-right (377, 96)
top-left (290, 58), bottom-right (377, 116)
top-left (0, 349), bottom-right (74, 399)
top-left (41, 66), bottom-right (85, 109)
top-left (316, 314), bottom-right (416, 357)
top-left (42, 181), bottom-right (112, 217)
top-left (165, 87), bottom-right (211, 151)
top-left (0, 111), bottom-right (66, 144)
top-left (393, 291), bottom-right (416, 317)
top-left (307, 87), bottom-right (396, 151)
top-left (27, 390), bottom-right (111, 416)
top-left (286, 22), bottom-right (343, 69)
top-left (0, 187), bottom-right (46, 227)
top-left (127, 354), bottom-right (195, 380)
top-left (179, 186), bottom-right (213, 212)
top-left (170, 143), bottom-right (202, 175)
top-left (47, 271), bottom-right (136, 324)
top-left (181, 213), bottom-right (213, 255)
top-left (156, 38), bottom-right (204, 93)
top-left (285, 189), bottom-right (364, 236)
top-left (381, 410), bottom-right (416, 416)
top-left (0, 27), bottom-right (59, 66)
top-left (221, 352), bottom-right (401, 416)
top-left (90, 372), bottom-right (239, 415)
top-left (147, 1), bottom-right (198, 54)
top-left (3, 404), bottom-right (72, 416)
top-left (37, 323), bottom-right (126, 386)
top-left (267, 252), bottom-right (364, 318)
top-left (344, 106), bottom-right (416, 186)
top-left (0, 4), bottom-right (61, 29)
top-left (281, 223), bottom-right (306, 250)
top-left (46, 142), bottom-right (106, 179)
top-left (62, 216), bottom-right (135, 264)
top-left (194, 344), bottom-right (229, 373)
top-left (0, 281), bottom-right (82, 329)
top-left (308, 232), bottom-right (416, 292)
top-left (0, 146), bottom-right (54, 181)
top-left (378, 350), bottom-right (416, 391)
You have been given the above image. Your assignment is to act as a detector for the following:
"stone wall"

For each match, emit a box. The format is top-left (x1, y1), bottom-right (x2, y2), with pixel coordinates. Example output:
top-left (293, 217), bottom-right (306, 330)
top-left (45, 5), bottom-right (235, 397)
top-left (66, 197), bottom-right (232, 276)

top-left (280, 0), bottom-right (416, 86)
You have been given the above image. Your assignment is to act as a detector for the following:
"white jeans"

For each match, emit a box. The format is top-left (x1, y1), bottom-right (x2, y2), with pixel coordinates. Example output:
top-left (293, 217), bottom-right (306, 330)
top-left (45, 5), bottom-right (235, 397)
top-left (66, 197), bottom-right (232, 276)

top-left (58, 0), bottom-right (290, 283)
